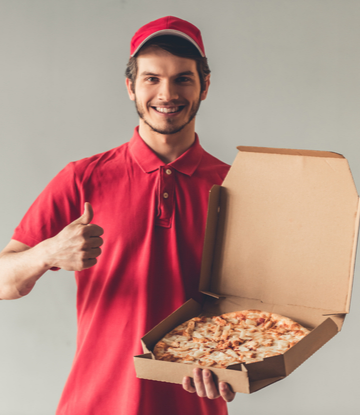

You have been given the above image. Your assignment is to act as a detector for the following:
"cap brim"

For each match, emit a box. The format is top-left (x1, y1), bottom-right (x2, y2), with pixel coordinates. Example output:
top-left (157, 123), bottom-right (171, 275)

top-left (131, 29), bottom-right (205, 57)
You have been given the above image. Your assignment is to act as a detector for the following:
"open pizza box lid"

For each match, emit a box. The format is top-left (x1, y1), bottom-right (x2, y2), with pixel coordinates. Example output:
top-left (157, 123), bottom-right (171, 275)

top-left (134, 146), bottom-right (360, 393)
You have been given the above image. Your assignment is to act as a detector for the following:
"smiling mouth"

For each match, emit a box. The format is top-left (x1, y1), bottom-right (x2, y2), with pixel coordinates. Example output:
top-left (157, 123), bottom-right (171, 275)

top-left (152, 106), bottom-right (185, 114)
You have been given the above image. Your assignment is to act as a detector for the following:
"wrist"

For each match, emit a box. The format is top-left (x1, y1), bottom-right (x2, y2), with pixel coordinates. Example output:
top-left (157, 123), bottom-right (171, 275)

top-left (33, 238), bottom-right (57, 271)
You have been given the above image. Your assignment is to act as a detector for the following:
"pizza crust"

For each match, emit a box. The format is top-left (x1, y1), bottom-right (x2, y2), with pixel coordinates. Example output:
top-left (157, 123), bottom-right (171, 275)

top-left (153, 310), bottom-right (310, 368)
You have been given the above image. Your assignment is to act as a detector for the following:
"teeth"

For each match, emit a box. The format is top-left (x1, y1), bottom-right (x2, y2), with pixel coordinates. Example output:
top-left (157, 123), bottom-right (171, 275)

top-left (155, 107), bottom-right (180, 113)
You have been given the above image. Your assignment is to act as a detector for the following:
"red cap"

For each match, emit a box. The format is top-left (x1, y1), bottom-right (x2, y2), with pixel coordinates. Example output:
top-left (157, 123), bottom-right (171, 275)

top-left (130, 16), bottom-right (205, 57)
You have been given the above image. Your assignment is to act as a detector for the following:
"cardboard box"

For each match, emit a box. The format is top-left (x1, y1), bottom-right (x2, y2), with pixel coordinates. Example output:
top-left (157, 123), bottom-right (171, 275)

top-left (134, 146), bottom-right (360, 393)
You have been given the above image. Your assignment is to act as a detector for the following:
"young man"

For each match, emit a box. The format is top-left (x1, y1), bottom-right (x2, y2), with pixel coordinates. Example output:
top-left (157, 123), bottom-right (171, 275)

top-left (0, 16), bottom-right (235, 414)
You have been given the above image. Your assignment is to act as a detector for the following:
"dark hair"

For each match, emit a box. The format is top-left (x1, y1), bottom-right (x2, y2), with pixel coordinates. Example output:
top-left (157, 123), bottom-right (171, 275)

top-left (125, 35), bottom-right (211, 92)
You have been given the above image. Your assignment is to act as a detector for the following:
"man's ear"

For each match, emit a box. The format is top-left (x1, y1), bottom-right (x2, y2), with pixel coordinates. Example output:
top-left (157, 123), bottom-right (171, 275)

top-left (200, 74), bottom-right (211, 101)
top-left (126, 78), bottom-right (135, 101)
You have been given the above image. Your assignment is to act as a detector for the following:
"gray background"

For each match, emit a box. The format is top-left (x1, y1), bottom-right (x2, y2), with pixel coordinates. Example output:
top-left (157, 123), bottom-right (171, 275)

top-left (0, 1), bottom-right (359, 414)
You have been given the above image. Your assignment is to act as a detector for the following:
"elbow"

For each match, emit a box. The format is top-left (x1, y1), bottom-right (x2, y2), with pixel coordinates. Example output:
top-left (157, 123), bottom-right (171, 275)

top-left (17, 282), bottom-right (36, 297)
top-left (0, 282), bottom-right (33, 300)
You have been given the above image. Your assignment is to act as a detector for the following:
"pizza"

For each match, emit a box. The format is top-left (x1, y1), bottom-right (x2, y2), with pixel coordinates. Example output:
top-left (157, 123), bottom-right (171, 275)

top-left (153, 310), bottom-right (310, 368)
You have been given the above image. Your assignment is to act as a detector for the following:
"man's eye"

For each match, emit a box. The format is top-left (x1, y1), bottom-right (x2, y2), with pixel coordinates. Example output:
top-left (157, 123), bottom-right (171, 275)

top-left (146, 77), bottom-right (158, 82)
top-left (177, 77), bottom-right (190, 83)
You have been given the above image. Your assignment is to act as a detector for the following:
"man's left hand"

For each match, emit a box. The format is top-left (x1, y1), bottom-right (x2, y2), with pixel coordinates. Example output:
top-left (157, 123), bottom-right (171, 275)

top-left (182, 368), bottom-right (235, 402)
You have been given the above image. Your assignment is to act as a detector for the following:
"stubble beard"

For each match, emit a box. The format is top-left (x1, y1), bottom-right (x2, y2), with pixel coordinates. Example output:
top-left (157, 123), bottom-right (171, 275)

top-left (135, 96), bottom-right (201, 135)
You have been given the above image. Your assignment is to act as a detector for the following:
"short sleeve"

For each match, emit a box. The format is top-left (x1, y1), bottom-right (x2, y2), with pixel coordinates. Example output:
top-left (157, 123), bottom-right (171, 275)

top-left (12, 163), bottom-right (82, 248)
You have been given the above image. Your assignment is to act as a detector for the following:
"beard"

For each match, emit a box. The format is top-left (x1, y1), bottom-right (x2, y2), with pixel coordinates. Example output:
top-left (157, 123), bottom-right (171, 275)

top-left (135, 96), bottom-right (201, 135)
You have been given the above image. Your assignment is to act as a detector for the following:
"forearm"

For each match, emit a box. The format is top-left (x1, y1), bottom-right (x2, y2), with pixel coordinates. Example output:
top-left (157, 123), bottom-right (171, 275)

top-left (0, 203), bottom-right (103, 300)
top-left (0, 241), bottom-right (51, 300)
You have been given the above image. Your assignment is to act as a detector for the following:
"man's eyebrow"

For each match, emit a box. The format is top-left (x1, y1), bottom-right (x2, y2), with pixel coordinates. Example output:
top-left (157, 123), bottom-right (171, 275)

top-left (176, 71), bottom-right (196, 77)
top-left (139, 70), bottom-right (196, 77)
top-left (139, 71), bottom-right (160, 77)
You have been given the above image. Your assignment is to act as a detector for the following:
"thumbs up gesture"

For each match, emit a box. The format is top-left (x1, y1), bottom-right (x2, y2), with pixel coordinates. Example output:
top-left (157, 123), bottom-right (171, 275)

top-left (45, 202), bottom-right (104, 271)
top-left (76, 201), bottom-right (94, 225)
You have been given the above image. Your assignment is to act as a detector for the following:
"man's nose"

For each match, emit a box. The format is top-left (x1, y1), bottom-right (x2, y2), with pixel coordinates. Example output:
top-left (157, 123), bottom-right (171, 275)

top-left (157, 80), bottom-right (179, 101)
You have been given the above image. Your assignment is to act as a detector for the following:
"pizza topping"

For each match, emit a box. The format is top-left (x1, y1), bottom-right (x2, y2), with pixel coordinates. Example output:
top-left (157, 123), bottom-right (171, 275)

top-left (226, 349), bottom-right (239, 359)
top-left (213, 316), bottom-right (227, 326)
top-left (221, 329), bottom-right (230, 340)
top-left (231, 339), bottom-right (243, 347)
top-left (185, 320), bottom-right (195, 337)
top-left (153, 310), bottom-right (310, 368)
top-left (192, 337), bottom-right (206, 343)
top-left (262, 338), bottom-right (273, 347)
top-left (263, 320), bottom-right (273, 329)
top-left (245, 341), bottom-right (259, 350)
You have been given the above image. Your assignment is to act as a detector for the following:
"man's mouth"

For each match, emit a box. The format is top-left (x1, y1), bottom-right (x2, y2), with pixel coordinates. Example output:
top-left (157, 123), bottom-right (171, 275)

top-left (152, 106), bottom-right (185, 114)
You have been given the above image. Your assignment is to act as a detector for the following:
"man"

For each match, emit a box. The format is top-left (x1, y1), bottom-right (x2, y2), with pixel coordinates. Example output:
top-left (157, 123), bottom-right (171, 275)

top-left (0, 16), bottom-right (234, 414)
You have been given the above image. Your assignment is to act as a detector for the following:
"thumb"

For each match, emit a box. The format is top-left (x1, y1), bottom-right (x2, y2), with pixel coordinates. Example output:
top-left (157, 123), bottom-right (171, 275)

top-left (76, 202), bottom-right (94, 225)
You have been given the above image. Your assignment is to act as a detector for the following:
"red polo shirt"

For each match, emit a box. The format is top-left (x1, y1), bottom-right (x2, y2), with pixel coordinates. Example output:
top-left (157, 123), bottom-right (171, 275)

top-left (13, 127), bottom-right (230, 415)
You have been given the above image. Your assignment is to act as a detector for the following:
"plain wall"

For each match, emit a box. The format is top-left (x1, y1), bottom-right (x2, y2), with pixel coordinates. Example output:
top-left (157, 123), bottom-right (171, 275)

top-left (1, 1), bottom-right (359, 414)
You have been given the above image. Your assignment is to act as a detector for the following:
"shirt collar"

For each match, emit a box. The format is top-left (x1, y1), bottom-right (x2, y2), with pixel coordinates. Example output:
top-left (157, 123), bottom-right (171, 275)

top-left (128, 127), bottom-right (204, 177)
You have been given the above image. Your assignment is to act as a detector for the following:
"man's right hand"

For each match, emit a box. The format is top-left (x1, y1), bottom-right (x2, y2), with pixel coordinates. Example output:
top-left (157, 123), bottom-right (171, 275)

top-left (0, 202), bottom-right (104, 299)
top-left (44, 202), bottom-right (104, 271)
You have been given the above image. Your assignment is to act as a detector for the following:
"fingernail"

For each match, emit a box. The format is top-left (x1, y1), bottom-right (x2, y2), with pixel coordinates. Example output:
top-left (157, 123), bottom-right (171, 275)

top-left (220, 382), bottom-right (227, 390)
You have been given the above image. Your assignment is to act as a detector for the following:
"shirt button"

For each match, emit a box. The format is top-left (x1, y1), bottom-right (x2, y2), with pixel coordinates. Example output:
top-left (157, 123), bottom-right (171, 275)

top-left (163, 192), bottom-right (169, 199)
top-left (165, 169), bottom-right (172, 175)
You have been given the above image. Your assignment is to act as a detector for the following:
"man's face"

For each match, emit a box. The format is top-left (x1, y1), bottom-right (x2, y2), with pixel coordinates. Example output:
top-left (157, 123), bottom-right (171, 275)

top-left (126, 46), bottom-right (209, 136)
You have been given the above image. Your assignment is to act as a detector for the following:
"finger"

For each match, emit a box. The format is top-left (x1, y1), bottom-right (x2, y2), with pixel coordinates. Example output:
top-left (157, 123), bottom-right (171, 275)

top-left (73, 202), bottom-right (93, 225)
top-left (182, 376), bottom-right (196, 393)
top-left (82, 225), bottom-right (104, 240)
top-left (79, 245), bottom-right (101, 259)
top-left (87, 247), bottom-right (102, 258)
top-left (88, 224), bottom-right (104, 237)
top-left (85, 236), bottom-right (104, 249)
top-left (82, 202), bottom-right (94, 224)
top-left (193, 368), bottom-right (207, 398)
top-left (202, 369), bottom-right (220, 400)
top-left (82, 257), bottom-right (98, 269)
top-left (219, 382), bottom-right (236, 402)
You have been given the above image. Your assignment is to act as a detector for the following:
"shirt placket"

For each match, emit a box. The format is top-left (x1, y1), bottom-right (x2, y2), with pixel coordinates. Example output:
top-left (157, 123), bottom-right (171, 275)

top-left (155, 166), bottom-right (175, 228)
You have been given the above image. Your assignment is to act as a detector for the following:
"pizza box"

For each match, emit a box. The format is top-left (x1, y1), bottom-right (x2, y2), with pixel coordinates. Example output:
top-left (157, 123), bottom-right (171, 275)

top-left (134, 146), bottom-right (360, 393)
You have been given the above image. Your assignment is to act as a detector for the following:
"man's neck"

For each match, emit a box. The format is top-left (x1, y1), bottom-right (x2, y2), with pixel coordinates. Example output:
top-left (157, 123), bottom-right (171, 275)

top-left (138, 121), bottom-right (196, 164)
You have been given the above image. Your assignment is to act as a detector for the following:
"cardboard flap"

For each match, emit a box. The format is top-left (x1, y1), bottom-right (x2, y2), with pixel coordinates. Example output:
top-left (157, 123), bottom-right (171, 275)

top-left (249, 377), bottom-right (284, 393)
top-left (134, 355), bottom-right (252, 393)
top-left (210, 147), bottom-right (359, 314)
top-left (284, 317), bottom-right (338, 374)
top-left (244, 354), bottom-right (286, 381)
top-left (199, 185), bottom-right (222, 294)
